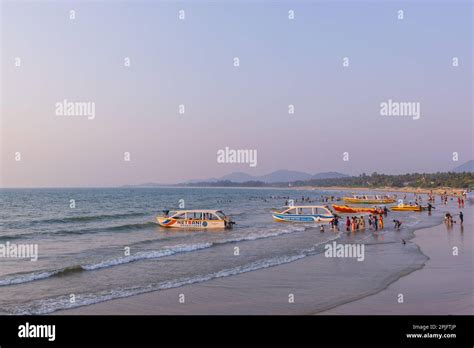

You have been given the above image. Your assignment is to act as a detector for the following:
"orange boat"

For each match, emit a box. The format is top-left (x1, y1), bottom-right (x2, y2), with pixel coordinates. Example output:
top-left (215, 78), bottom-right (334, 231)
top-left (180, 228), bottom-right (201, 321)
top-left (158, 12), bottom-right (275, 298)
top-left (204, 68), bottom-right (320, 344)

top-left (332, 204), bottom-right (381, 214)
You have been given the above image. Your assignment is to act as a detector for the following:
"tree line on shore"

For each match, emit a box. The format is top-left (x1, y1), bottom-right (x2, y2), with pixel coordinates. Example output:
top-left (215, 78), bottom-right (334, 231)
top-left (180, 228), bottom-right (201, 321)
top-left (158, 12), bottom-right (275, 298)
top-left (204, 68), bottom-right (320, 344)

top-left (185, 172), bottom-right (474, 189)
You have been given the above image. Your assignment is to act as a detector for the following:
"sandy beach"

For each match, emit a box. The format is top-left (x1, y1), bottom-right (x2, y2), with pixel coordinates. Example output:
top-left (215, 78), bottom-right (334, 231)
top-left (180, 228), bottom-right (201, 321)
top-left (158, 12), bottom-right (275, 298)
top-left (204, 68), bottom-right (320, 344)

top-left (320, 216), bottom-right (473, 315)
top-left (54, 204), bottom-right (472, 316)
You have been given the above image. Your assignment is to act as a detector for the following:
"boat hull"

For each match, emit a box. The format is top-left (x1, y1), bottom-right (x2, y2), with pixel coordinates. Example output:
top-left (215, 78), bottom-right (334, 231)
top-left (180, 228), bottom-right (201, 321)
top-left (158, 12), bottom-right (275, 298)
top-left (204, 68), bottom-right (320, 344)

top-left (343, 197), bottom-right (396, 204)
top-left (272, 213), bottom-right (333, 223)
top-left (391, 206), bottom-right (422, 212)
top-left (332, 204), bottom-right (378, 214)
top-left (156, 217), bottom-right (227, 229)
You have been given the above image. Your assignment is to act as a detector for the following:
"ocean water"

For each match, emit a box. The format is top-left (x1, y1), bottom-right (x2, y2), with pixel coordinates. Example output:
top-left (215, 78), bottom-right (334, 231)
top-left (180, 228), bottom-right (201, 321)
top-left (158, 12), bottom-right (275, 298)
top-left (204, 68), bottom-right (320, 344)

top-left (0, 187), bottom-right (450, 314)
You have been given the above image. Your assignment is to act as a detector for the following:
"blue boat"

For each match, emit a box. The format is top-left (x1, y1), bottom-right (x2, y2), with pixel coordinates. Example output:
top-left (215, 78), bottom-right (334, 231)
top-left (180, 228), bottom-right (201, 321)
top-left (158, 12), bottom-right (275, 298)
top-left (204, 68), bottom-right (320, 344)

top-left (272, 205), bottom-right (334, 223)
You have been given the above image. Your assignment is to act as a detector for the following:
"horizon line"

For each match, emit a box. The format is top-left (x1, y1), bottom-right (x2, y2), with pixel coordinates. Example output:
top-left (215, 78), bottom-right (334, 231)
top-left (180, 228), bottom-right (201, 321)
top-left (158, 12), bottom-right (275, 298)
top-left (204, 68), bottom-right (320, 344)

top-left (1, 168), bottom-right (472, 189)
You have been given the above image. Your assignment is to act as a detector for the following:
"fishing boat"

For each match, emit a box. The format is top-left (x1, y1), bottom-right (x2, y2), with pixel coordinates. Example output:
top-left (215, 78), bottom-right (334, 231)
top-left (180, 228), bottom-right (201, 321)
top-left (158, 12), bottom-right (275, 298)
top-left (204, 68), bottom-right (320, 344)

top-left (391, 204), bottom-right (422, 212)
top-left (272, 205), bottom-right (334, 223)
top-left (332, 204), bottom-right (381, 214)
top-left (156, 210), bottom-right (234, 229)
top-left (343, 195), bottom-right (396, 204)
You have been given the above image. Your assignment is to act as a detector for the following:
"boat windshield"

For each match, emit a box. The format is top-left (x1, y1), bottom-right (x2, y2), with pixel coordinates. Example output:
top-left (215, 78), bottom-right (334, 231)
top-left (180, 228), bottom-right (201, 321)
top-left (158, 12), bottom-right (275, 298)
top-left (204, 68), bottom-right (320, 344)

top-left (298, 207), bottom-right (313, 215)
top-left (187, 212), bottom-right (203, 219)
top-left (173, 212), bottom-right (186, 219)
top-left (215, 211), bottom-right (226, 220)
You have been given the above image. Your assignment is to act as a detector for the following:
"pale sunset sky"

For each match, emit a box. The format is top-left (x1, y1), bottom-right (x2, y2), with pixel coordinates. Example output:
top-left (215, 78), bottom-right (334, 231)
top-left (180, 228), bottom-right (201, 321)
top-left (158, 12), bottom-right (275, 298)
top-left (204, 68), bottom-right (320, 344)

top-left (1, 0), bottom-right (472, 187)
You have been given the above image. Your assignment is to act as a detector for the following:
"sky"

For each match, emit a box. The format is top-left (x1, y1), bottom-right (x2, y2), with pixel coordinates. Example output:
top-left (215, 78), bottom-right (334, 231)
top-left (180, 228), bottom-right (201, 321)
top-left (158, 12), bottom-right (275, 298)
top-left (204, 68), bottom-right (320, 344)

top-left (1, 0), bottom-right (473, 187)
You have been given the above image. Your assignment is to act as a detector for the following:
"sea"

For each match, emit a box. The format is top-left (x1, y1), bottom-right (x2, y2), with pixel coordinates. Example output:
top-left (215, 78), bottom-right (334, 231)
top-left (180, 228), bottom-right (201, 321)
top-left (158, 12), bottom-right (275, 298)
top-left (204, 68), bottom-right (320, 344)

top-left (0, 187), bottom-right (452, 314)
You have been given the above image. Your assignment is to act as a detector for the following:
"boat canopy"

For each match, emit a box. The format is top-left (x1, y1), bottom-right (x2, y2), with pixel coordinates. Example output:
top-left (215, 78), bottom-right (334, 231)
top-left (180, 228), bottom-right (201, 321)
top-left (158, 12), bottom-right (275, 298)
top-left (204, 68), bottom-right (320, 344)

top-left (164, 210), bottom-right (227, 220)
top-left (351, 195), bottom-right (394, 199)
top-left (280, 206), bottom-right (332, 215)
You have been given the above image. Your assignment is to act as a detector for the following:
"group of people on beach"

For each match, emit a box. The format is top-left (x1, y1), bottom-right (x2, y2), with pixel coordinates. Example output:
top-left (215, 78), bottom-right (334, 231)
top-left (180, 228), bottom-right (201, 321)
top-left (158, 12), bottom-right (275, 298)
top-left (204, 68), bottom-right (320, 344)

top-left (445, 212), bottom-right (464, 225)
top-left (327, 215), bottom-right (386, 232)
top-left (326, 214), bottom-right (404, 233)
top-left (280, 190), bottom-right (468, 236)
top-left (457, 197), bottom-right (465, 208)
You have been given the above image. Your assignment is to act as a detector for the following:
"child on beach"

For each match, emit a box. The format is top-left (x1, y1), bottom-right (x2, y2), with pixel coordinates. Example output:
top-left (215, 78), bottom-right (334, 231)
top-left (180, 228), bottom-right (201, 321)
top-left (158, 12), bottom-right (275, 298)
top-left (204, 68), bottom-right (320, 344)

top-left (393, 220), bottom-right (402, 229)
top-left (445, 213), bottom-right (453, 225)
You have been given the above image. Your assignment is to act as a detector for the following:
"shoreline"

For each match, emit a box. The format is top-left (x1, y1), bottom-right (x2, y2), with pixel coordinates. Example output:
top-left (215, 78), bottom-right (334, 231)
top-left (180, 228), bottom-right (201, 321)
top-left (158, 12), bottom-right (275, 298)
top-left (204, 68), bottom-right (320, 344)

top-left (292, 186), bottom-right (466, 195)
top-left (53, 222), bottom-right (452, 316)
top-left (318, 217), bottom-right (473, 315)
top-left (168, 185), bottom-right (467, 196)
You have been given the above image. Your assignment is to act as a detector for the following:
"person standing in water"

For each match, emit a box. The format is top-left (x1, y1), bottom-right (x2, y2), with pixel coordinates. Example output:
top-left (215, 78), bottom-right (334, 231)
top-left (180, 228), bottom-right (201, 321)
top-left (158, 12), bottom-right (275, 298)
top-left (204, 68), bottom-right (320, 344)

top-left (360, 216), bottom-right (365, 230)
top-left (459, 211), bottom-right (463, 225)
top-left (379, 215), bottom-right (384, 229)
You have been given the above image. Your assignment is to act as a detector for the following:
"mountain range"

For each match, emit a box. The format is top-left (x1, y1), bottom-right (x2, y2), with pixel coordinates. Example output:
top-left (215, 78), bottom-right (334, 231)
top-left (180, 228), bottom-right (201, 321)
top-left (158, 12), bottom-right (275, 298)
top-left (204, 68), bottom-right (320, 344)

top-left (453, 160), bottom-right (474, 173)
top-left (185, 170), bottom-right (348, 184)
top-left (121, 161), bottom-right (473, 187)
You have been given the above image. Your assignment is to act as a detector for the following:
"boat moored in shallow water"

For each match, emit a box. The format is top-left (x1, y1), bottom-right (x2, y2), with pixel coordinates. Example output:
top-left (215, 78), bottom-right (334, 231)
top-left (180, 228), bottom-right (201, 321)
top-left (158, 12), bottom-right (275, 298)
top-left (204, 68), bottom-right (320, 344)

top-left (391, 204), bottom-right (423, 212)
top-left (272, 205), bottom-right (334, 223)
top-left (156, 210), bottom-right (234, 229)
top-left (332, 204), bottom-right (382, 214)
top-left (343, 195), bottom-right (396, 204)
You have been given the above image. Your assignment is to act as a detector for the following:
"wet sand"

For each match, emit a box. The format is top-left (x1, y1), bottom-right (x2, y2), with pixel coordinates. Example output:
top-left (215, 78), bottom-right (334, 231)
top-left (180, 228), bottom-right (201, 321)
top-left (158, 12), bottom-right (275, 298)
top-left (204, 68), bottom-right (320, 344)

top-left (53, 237), bottom-right (426, 315)
top-left (320, 217), bottom-right (473, 315)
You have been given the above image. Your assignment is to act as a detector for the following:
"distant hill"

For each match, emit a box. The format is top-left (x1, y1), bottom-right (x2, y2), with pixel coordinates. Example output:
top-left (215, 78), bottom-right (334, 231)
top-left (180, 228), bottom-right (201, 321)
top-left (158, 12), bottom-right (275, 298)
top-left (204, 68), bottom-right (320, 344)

top-left (220, 172), bottom-right (260, 183)
top-left (453, 160), bottom-right (474, 173)
top-left (185, 170), bottom-right (348, 184)
top-left (121, 182), bottom-right (170, 188)
top-left (249, 170), bottom-right (314, 183)
top-left (123, 170), bottom-right (474, 189)
top-left (312, 172), bottom-right (349, 180)
top-left (184, 177), bottom-right (220, 184)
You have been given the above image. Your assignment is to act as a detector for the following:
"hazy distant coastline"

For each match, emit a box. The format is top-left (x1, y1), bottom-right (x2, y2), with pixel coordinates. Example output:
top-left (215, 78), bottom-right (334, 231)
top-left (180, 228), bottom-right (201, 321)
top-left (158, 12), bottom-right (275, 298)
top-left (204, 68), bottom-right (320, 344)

top-left (123, 162), bottom-right (474, 193)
